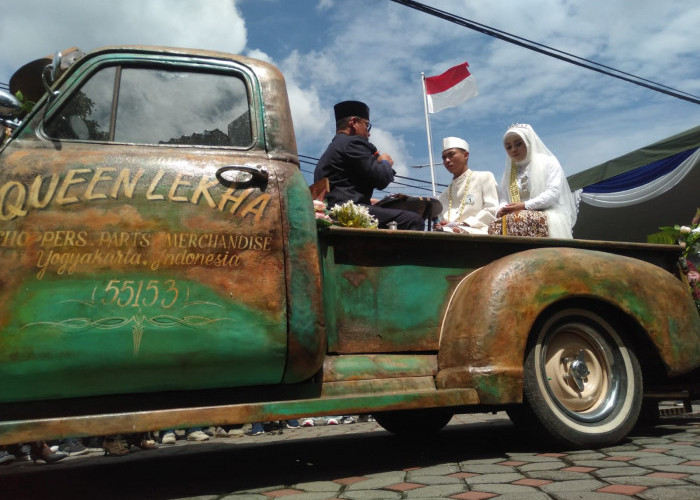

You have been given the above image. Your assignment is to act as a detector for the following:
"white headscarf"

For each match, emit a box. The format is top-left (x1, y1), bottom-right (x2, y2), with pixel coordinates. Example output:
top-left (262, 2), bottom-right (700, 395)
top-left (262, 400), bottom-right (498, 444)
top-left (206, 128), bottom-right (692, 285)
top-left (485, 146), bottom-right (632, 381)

top-left (501, 124), bottom-right (578, 238)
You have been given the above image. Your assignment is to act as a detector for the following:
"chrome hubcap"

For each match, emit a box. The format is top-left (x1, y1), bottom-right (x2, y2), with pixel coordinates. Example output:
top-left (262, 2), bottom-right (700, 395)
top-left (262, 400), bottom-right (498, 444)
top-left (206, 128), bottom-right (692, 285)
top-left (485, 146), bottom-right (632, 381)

top-left (563, 350), bottom-right (590, 392)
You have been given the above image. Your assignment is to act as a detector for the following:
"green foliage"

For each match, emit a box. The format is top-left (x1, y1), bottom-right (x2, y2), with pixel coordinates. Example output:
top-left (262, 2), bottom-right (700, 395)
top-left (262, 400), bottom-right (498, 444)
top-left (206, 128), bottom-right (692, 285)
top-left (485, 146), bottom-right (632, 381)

top-left (649, 209), bottom-right (700, 314)
top-left (647, 221), bottom-right (699, 260)
top-left (13, 91), bottom-right (35, 118)
top-left (646, 226), bottom-right (678, 245)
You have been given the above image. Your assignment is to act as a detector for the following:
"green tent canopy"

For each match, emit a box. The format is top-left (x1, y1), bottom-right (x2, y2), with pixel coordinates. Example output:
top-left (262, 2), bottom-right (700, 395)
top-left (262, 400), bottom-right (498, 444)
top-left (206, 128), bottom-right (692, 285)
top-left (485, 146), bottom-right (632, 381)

top-left (569, 126), bottom-right (700, 242)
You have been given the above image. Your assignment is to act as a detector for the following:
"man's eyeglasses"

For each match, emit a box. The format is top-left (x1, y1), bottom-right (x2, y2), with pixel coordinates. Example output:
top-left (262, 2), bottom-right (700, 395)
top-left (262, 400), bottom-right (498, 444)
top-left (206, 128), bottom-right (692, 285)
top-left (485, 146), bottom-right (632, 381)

top-left (355, 117), bottom-right (372, 132)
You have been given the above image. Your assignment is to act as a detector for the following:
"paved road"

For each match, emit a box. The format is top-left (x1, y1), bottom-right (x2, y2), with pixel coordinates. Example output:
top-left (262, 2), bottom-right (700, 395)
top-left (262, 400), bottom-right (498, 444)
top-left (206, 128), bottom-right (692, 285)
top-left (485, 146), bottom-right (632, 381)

top-left (2, 411), bottom-right (699, 499)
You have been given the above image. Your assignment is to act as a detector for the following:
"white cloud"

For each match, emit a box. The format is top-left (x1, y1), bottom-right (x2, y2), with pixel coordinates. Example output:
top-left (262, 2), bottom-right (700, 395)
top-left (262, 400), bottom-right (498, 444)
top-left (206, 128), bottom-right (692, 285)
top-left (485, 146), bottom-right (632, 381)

top-left (367, 128), bottom-right (411, 179)
top-left (245, 49), bottom-right (272, 64)
top-left (0, 0), bottom-right (247, 84)
top-left (316, 0), bottom-right (335, 11)
top-left (284, 80), bottom-right (328, 154)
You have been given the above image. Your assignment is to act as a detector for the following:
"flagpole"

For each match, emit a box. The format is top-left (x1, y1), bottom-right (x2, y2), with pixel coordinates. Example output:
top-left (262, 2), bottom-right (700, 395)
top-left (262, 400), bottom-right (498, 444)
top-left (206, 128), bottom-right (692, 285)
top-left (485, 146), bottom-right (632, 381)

top-left (421, 72), bottom-right (437, 197)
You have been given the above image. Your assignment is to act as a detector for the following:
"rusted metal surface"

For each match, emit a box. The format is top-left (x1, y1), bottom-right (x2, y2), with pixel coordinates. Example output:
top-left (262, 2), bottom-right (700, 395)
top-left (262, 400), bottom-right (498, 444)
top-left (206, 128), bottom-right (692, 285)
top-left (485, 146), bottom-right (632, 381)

top-left (279, 167), bottom-right (326, 382)
top-left (321, 377), bottom-right (439, 396)
top-left (319, 227), bottom-right (686, 356)
top-left (320, 231), bottom-right (468, 354)
top-left (436, 247), bottom-right (700, 404)
top-left (322, 354), bottom-right (437, 382)
top-left (0, 387), bottom-right (478, 445)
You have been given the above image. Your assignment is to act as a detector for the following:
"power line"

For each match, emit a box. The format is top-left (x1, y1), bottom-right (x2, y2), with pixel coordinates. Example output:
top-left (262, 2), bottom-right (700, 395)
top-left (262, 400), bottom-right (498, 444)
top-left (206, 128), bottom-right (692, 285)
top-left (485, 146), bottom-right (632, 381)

top-left (389, 0), bottom-right (700, 105)
top-left (299, 154), bottom-right (320, 161)
top-left (300, 165), bottom-right (437, 194)
top-left (300, 154), bottom-right (444, 191)
top-left (392, 180), bottom-right (436, 192)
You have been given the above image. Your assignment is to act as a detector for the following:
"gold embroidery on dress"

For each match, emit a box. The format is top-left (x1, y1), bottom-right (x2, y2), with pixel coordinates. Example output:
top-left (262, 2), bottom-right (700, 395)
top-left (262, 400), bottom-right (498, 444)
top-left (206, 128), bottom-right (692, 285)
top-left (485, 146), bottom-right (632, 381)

top-left (508, 159), bottom-right (520, 203)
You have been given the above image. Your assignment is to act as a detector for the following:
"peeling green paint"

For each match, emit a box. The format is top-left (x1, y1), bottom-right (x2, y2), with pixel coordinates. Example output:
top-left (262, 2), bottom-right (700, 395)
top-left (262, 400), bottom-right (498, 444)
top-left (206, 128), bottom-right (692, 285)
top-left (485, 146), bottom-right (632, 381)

top-left (0, 273), bottom-right (286, 402)
top-left (326, 263), bottom-right (465, 351)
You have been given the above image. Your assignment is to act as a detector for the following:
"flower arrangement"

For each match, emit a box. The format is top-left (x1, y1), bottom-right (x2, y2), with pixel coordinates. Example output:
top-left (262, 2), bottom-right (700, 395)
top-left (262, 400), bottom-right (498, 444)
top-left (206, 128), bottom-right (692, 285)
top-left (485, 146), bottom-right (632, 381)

top-left (330, 200), bottom-right (378, 228)
top-left (647, 208), bottom-right (700, 313)
top-left (313, 199), bottom-right (378, 229)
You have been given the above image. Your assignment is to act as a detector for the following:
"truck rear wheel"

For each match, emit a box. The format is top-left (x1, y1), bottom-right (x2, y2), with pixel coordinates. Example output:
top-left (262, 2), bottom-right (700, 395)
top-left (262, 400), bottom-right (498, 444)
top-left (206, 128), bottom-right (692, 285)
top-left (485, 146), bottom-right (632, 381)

top-left (374, 408), bottom-right (453, 436)
top-left (519, 307), bottom-right (642, 448)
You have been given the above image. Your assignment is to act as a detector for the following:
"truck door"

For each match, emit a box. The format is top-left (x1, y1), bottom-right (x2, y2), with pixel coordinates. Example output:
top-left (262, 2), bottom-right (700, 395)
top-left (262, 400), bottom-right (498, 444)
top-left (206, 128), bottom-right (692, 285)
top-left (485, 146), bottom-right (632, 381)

top-left (0, 52), bottom-right (288, 402)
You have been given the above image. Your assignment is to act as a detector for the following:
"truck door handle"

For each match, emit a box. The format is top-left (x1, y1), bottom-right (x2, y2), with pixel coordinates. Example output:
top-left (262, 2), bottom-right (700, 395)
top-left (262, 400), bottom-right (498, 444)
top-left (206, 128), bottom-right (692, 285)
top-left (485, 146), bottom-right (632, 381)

top-left (216, 165), bottom-right (269, 189)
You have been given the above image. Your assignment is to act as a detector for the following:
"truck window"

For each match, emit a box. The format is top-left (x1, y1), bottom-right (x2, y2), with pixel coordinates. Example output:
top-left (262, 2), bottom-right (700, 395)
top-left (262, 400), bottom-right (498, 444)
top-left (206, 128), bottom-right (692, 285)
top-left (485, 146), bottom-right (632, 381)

top-left (45, 65), bottom-right (252, 147)
top-left (44, 66), bottom-right (115, 141)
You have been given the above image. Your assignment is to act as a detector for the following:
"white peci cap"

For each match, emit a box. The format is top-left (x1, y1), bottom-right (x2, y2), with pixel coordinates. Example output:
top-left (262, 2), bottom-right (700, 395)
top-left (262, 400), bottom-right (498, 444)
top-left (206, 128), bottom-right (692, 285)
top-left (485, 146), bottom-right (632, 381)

top-left (442, 136), bottom-right (469, 153)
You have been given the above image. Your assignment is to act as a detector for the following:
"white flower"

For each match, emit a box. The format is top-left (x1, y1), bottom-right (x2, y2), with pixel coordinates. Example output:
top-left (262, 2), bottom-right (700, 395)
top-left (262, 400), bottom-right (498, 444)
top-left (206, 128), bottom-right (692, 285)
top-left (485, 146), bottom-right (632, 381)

top-left (329, 201), bottom-right (378, 228)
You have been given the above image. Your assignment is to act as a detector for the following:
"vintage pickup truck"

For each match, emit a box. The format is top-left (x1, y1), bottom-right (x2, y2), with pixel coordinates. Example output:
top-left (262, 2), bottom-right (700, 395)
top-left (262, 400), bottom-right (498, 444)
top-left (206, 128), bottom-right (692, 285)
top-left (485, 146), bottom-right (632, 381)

top-left (0, 46), bottom-right (698, 449)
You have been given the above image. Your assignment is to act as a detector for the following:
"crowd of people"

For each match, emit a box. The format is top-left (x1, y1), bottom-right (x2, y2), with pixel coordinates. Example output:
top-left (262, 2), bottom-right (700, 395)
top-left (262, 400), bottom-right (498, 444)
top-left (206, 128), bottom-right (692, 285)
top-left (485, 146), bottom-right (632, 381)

top-left (315, 100), bottom-right (577, 238)
top-left (0, 417), bottom-right (372, 466)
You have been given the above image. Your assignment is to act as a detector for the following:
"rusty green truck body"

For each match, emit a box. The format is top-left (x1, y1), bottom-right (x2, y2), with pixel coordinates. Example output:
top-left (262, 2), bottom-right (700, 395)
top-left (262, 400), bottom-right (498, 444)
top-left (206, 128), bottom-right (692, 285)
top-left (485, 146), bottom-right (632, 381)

top-left (0, 46), bottom-right (698, 448)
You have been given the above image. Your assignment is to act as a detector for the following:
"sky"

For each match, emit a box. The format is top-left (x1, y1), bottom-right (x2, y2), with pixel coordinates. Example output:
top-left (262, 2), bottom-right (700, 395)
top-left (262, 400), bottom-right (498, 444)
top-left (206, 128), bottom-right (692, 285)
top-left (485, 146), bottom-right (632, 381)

top-left (1, 0), bottom-right (699, 197)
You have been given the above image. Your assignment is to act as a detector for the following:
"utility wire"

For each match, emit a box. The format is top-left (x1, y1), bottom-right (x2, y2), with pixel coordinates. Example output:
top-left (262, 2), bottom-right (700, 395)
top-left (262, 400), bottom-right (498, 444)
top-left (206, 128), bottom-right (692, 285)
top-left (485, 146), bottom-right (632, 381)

top-left (389, 0), bottom-right (700, 105)
top-left (300, 165), bottom-right (437, 194)
top-left (300, 154), bottom-right (445, 192)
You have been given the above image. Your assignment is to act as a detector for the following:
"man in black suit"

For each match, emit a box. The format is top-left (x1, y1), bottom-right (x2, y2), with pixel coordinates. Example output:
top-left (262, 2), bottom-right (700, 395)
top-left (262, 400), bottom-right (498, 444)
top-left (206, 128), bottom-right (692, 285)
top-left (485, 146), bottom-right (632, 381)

top-left (314, 100), bottom-right (424, 230)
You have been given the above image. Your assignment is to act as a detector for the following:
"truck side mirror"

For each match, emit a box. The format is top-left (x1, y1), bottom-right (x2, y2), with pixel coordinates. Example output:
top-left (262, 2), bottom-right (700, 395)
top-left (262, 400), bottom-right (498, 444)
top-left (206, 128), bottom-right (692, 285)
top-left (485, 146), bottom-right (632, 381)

top-left (0, 90), bottom-right (21, 130)
top-left (0, 90), bottom-right (21, 117)
top-left (42, 51), bottom-right (63, 98)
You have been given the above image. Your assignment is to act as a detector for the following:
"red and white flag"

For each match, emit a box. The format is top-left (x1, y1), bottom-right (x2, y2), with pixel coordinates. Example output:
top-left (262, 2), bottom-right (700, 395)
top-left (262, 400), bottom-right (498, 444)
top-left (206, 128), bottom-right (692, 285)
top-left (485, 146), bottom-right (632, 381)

top-left (425, 62), bottom-right (478, 113)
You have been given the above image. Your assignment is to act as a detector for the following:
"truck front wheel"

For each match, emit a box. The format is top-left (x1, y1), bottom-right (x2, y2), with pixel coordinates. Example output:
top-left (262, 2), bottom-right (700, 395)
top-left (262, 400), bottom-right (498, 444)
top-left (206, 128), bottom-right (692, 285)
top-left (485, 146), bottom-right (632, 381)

top-left (518, 307), bottom-right (642, 448)
top-left (374, 408), bottom-right (453, 436)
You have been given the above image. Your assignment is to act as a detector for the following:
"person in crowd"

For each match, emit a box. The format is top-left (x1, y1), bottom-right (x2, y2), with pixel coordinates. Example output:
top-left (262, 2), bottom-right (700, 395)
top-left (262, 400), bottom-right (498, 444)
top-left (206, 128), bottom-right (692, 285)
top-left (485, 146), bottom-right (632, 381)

top-left (493, 123), bottom-right (577, 238)
top-left (160, 427), bottom-right (209, 445)
top-left (103, 433), bottom-right (157, 456)
top-left (314, 100), bottom-right (425, 230)
top-left (2, 442), bottom-right (67, 464)
top-left (435, 137), bottom-right (498, 234)
top-left (0, 445), bottom-right (15, 465)
top-left (248, 419), bottom-right (300, 436)
top-left (29, 441), bottom-right (68, 464)
top-left (57, 437), bottom-right (89, 456)
top-left (215, 424), bottom-right (244, 437)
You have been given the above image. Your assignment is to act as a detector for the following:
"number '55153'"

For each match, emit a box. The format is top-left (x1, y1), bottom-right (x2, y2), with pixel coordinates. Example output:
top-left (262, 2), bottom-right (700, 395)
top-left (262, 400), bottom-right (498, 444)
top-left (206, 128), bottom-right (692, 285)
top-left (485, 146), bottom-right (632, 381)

top-left (101, 279), bottom-right (178, 308)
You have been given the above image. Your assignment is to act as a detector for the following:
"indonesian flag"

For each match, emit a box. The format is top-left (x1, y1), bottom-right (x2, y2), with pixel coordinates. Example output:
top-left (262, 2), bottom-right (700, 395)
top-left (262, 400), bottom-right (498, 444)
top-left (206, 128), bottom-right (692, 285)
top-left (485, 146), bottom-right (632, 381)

top-left (425, 62), bottom-right (478, 113)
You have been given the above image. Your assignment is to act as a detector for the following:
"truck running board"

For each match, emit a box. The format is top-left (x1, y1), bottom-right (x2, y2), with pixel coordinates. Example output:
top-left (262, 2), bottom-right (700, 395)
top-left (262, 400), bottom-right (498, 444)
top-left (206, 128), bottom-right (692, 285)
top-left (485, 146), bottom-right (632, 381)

top-left (0, 388), bottom-right (479, 445)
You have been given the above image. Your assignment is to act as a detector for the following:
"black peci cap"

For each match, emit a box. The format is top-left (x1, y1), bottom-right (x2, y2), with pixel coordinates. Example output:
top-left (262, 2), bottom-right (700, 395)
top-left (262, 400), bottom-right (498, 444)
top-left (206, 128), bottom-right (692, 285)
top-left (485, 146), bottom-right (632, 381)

top-left (334, 100), bottom-right (370, 121)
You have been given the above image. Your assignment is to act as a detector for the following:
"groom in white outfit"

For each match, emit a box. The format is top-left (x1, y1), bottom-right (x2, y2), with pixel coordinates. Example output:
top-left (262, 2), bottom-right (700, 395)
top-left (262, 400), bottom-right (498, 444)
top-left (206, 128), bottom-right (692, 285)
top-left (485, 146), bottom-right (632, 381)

top-left (435, 137), bottom-right (499, 234)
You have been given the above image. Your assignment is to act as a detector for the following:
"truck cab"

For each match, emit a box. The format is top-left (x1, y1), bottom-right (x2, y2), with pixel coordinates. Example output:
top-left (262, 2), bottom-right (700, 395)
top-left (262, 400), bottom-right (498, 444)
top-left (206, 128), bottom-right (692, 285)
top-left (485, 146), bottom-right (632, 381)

top-left (0, 47), bottom-right (324, 406)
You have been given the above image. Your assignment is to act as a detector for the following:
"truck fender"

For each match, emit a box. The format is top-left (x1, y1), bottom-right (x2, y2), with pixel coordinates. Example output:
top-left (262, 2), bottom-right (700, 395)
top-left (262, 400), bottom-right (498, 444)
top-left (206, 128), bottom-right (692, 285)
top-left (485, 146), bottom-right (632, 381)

top-left (435, 247), bottom-right (700, 404)
top-left (280, 171), bottom-right (326, 383)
